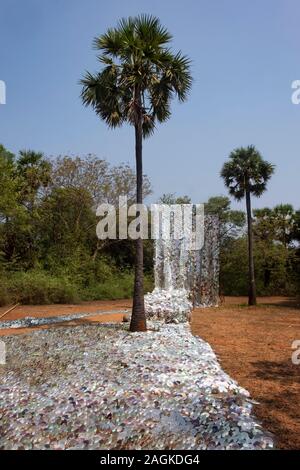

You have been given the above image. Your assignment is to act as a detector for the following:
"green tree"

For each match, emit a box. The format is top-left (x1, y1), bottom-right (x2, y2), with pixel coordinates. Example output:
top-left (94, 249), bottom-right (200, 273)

top-left (50, 155), bottom-right (152, 206)
top-left (273, 204), bottom-right (295, 248)
top-left (39, 187), bottom-right (95, 262)
top-left (0, 148), bottom-right (51, 269)
top-left (293, 210), bottom-right (300, 242)
top-left (221, 146), bottom-right (275, 305)
top-left (219, 236), bottom-right (249, 295)
top-left (205, 196), bottom-right (245, 243)
top-left (0, 145), bottom-right (18, 219)
top-left (253, 204), bottom-right (299, 293)
top-left (158, 193), bottom-right (192, 205)
top-left (16, 150), bottom-right (51, 209)
top-left (81, 15), bottom-right (192, 331)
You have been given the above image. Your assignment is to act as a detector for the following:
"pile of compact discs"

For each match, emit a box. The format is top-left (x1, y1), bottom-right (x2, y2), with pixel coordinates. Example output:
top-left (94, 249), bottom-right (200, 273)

top-left (0, 322), bottom-right (273, 450)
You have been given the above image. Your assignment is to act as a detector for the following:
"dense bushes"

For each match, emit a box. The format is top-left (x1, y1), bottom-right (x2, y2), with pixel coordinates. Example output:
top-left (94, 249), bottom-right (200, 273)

top-left (80, 271), bottom-right (153, 301)
top-left (0, 269), bottom-right (154, 306)
top-left (0, 280), bottom-right (10, 307)
top-left (220, 236), bottom-right (300, 296)
top-left (0, 271), bottom-right (78, 305)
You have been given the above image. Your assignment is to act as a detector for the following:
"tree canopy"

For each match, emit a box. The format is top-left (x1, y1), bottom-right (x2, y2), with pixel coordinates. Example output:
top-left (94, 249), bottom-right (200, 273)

top-left (81, 14), bottom-right (192, 137)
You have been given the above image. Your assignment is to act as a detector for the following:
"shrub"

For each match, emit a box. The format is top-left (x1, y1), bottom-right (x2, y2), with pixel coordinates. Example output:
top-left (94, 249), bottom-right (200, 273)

top-left (5, 271), bottom-right (79, 305)
top-left (0, 281), bottom-right (11, 306)
top-left (80, 272), bottom-right (154, 301)
top-left (0, 268), bottom-right (154, 306)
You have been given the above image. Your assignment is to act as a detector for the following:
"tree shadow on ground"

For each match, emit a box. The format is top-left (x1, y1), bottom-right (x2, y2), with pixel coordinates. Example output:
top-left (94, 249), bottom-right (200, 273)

top-left (262, 299), bottom-right (300, 309)
top-left (251, 360), bottom-right (300, 384)
top-left (252, 388), bottom-right (300, 449)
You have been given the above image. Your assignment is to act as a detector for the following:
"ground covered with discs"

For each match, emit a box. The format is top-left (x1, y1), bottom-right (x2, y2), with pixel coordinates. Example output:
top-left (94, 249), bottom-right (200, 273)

top-left (0, 322), bottom-right (273, 450)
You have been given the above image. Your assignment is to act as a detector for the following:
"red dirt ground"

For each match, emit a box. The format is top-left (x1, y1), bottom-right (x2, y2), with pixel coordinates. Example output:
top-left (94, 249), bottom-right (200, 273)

top-left (1, 296), bottom-right (299, 449)
top-left (0, 300), bottom-right (132, 336)
top-left (191, 296), bottom-right (300, 449)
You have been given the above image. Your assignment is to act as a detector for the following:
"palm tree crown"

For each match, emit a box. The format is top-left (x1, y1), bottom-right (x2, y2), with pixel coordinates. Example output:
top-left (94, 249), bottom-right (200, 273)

top-left (221, 145), bottom-right (275, 200)
top-left (80, 14), bottom-right (192, 136)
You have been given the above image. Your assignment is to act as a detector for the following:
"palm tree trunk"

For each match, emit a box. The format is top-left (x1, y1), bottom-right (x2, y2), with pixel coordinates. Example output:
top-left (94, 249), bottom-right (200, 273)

top-left (246, 190), bottom-right (257, 305)
top-left (130, 116), bottom-right (147, 332)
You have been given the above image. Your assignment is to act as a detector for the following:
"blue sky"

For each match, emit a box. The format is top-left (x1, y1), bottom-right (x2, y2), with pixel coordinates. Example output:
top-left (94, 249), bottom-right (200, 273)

top-left (0, 0), bottom-right (299, 210)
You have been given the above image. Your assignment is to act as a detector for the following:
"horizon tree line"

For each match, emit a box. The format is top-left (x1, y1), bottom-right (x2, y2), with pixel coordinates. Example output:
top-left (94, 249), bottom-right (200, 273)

top-left (0, 143), bottom-right (299, 308)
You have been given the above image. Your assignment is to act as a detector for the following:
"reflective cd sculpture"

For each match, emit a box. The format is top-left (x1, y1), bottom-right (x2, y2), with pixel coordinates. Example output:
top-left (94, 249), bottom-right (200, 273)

top-left (145, 212), bottom-right (220, 322)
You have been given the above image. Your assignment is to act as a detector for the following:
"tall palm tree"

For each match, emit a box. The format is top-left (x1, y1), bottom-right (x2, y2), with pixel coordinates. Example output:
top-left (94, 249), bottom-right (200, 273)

top-left (81, 15), bottom-right (192, 331)
top-left (221, 146), bottom-right (275, 306)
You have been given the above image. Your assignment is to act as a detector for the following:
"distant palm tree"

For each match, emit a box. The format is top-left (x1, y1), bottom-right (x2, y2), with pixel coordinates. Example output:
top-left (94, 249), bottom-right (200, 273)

top-left (221, 146), bottom-right (275, 305)
top-left (81, 15), bottom-right (192, 331)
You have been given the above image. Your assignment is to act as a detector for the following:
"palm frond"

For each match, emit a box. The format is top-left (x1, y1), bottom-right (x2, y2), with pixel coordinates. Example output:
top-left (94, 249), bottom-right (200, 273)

top-left (93, 28), bottom-right (123, 57)
top-left (142, 113), bottom-right (156, 138)
top-left (81, 15), bottom-right (192, 132)
top-left (221, 146), bottom-right (275, 201)
top-left (135, 14), bottom-right (172, 46)
top-left (149, 77), bottom-right (172, 122)
top-left (81, 68), bottom-right (124, 128)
